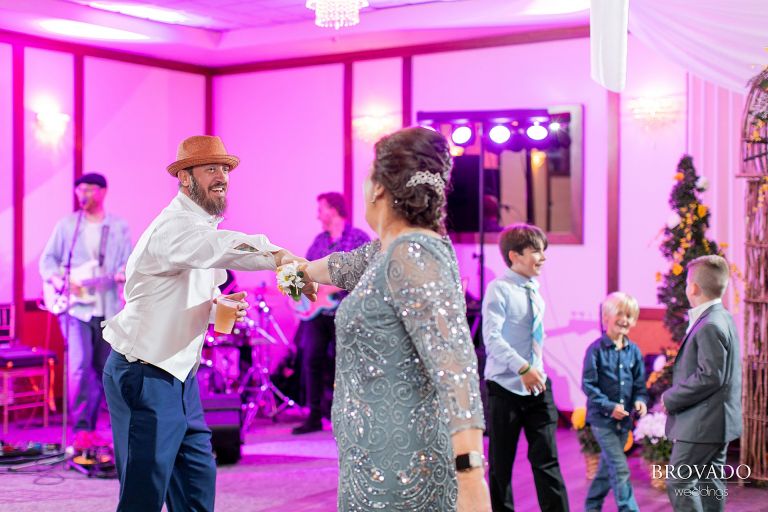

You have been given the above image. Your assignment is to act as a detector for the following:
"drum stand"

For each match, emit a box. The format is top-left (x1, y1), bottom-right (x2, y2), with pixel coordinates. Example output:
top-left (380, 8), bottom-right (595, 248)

top-left (238, 295), bottom-right (297, 427)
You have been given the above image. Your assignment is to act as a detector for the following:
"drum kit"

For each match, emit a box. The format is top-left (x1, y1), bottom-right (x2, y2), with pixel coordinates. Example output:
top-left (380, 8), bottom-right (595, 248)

top-left (198, 292), bottom-right (299, 429)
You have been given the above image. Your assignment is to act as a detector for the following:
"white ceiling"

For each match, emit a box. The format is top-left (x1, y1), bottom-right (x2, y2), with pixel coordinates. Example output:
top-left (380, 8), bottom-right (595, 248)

top-left (66, 0), bottom-right (462, 31)
top-left (0, 0), bottom-right (590, 66)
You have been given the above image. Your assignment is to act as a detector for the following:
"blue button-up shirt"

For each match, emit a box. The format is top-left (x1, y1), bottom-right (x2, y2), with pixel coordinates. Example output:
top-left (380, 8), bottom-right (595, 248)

top-left (482, 269), bottom-right (546, 395)
top-left (582, 334), bottom-right (648, 431)
top-left (306, 223), bottom-right (369, 314)
top-left (306, 223), bottom-right (370, 261)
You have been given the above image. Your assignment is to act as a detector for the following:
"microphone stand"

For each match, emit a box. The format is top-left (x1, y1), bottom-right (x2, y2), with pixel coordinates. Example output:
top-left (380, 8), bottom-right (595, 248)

top-left (14, 203), bottom-right (84, 470)
top-left (59, 202), bottom-right (85, 455)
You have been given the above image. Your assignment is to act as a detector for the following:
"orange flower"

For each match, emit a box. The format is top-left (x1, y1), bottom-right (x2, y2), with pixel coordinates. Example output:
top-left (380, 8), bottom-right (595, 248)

top-left (655, 272), bottom-right (663, 282)
top-left (624, 430), bottom-right (634, 452)
top-left (674, 172), bottom-right (684, 181)
top-left (697, 204), bottom-right (708, 218)
top-left (571, 407), bottom-right (587, 430)
top-left (672, 263), bottom-right (684, 276)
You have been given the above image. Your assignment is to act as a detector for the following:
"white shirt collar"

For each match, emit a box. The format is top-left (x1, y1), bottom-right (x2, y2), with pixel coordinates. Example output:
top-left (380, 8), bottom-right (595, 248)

top-left (687, 298), bottom-right (721, 332)
top-left (175, 191), bottom-right (222, 226)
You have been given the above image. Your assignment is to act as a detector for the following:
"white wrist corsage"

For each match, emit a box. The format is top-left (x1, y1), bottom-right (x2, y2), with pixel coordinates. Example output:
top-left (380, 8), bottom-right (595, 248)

top-left (276, 262), bottom-right (304, 301)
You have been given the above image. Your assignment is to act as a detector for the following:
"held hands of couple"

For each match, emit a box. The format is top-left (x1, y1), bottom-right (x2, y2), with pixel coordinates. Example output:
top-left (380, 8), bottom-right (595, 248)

top-left (275, 253), bottom-right (318, 302)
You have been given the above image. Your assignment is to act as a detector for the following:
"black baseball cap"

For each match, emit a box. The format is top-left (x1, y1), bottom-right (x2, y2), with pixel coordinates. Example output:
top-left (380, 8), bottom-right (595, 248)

top-left (75, 173), bottom-right (107, 188)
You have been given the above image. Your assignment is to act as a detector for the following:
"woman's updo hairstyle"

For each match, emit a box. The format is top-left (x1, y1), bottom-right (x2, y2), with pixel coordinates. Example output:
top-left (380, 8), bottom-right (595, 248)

top-left (372, 127), bottom-right (453, 234)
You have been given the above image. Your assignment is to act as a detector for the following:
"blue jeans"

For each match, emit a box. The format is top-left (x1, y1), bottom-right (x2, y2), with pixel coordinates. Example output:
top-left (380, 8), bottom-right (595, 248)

top-left (585, 425), bottom-right (639, 512)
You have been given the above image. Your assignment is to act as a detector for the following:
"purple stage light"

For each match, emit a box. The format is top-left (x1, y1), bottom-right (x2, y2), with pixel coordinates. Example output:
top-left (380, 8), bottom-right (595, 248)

top-left (526, 123), bottom-right (548, 141)
top-left (488, 125), bottom-right (511, 144)
top-left (451, 125), bottom-right (473, 145)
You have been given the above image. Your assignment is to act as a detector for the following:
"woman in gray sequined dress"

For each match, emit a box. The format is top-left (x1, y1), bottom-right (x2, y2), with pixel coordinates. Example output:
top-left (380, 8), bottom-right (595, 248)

top-left (297, 127), bottom-right (490, 511)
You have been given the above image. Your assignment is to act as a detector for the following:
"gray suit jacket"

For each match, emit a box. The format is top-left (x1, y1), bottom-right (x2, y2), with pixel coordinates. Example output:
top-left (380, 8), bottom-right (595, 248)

top-left (663, 303), bottom-right (742, 444)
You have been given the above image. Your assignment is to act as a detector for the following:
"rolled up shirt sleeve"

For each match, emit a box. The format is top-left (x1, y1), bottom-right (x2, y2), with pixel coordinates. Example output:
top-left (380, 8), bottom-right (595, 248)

top-left (147, 216), bottom-right (281, 274)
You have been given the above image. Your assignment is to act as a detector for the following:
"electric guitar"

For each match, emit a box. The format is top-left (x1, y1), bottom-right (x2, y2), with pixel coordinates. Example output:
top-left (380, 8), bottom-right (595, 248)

top-left (42, 260), bottom-right (117, 315)
top-left (290, 285), bottom-right (344, 321)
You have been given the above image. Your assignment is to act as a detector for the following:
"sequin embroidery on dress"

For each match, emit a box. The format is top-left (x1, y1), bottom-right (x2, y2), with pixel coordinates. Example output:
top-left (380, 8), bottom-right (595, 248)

top-left (328, 234), bottom-right (484, 511)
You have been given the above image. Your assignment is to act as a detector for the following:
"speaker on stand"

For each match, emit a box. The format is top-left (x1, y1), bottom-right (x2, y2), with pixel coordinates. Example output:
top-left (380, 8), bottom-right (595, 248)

top-left (200, 393), bottom-right (242, 465)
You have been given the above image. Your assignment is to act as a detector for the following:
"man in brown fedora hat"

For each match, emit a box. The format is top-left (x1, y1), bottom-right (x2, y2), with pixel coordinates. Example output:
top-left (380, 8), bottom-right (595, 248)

top-left (102, 135), bottom-right (314, 512)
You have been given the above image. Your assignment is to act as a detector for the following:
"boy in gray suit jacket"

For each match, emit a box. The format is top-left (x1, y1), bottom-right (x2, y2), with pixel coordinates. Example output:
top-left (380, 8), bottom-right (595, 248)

top-left (662, 255), bottom-right (742, 512)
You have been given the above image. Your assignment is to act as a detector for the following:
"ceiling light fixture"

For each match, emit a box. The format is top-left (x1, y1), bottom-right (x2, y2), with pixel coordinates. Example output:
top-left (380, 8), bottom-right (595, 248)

top-left (306, 0), bottom-right (369, 30)
top-left (38, 19), bottom-right (149, 41)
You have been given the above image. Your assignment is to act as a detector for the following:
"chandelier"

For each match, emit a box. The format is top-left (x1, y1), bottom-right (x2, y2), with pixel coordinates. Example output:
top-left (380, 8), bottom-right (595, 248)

top-left (306, 0), bottom-right (369, 30)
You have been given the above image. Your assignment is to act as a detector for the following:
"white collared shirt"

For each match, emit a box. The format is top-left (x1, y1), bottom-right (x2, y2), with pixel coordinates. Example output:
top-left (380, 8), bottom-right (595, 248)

top-left (103, 192), bottom-right (280, 382)
top-left (686, 298), bottom-right (722, 333)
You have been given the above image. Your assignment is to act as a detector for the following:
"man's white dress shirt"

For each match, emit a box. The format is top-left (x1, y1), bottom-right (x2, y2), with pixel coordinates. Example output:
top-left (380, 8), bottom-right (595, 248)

top-left (686, 298), bottom-right (722, 334)
top-left (103, 192), bottom-right (280, 382)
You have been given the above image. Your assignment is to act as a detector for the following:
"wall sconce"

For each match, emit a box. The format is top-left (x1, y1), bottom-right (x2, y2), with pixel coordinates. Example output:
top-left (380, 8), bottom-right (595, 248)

top-left (626, 95), bottom-right (682, 127)
top-left (352, 113), bottom-right (400, 143)
top-left (34, 99), bottom-right (71, 143)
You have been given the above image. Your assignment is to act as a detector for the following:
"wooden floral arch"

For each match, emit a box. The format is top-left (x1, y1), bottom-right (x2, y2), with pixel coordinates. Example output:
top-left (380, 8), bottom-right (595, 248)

top-left (741, 68), bottom-right (768, 482)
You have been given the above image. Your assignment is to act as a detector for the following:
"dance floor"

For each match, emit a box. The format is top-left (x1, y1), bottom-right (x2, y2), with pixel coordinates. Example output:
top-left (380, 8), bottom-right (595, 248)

top-left (0, 410), bottom-right (764, 511)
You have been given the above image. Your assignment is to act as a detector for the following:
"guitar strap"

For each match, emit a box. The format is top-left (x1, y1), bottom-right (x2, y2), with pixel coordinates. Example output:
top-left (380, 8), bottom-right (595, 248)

top-left (98, 224), bottom-right (110, 268)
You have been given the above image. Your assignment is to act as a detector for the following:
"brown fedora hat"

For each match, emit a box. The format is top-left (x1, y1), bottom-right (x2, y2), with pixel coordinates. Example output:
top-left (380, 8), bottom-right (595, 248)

top-left (167, 135), bottom-right (240, 177)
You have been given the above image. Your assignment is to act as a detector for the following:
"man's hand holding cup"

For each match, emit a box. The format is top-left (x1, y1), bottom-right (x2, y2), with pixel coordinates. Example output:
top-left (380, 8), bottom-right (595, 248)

top-left (213, 291), bottom-right (249, 334)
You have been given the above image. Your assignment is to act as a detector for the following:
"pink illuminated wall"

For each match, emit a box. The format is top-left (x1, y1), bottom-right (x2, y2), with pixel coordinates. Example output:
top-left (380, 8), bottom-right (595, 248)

top-left (1, 28), bottom-right (748, 410)
top-left (619, 37), bottom-right (687, 307)
top-left (351, 58), bottom-right (402, 237)
top-left (687, 77), bottom-right (746, 337)
top-left (413, 38), bottom-right (610, 408)
top-left (0, 44), bottom-right (11, 303)
top-left (214, 65), bottom-right (345, 290)
top-left (23, 48), bottom-right (74, 300)
top-left (214, 65), bottom-right (345, 344)
top-left (84, 57), bottom-right (205, 240)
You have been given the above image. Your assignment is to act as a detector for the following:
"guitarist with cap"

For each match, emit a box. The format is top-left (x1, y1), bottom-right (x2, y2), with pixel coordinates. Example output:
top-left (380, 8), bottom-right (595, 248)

top-left (39, 172), bottom-right (132, 450)
top-left (292, 192), bottom-right (369, 435)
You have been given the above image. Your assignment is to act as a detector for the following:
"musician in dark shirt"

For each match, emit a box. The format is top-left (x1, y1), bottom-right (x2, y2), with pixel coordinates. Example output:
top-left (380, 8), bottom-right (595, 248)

top-left (292, 192), bottom-right (369, 434)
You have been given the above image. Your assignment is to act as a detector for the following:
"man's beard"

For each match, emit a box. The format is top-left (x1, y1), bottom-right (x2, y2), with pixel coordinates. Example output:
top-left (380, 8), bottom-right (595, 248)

top-left (188, 174), bottom-right (227, 216)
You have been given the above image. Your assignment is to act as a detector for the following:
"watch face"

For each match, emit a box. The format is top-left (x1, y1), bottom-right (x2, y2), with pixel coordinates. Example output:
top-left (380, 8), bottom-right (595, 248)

top-left (456, 452), bottom-right (484, 471)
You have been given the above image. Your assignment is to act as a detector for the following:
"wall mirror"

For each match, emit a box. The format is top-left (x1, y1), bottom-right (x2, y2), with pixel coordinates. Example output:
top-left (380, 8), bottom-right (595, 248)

top-left (417, 106), bottom-right (583, 245)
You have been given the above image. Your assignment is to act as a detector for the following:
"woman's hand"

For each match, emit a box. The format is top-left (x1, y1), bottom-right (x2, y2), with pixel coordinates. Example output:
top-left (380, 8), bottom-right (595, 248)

top-left (297, 263), bottom-right (318, 302)
top-left (457, 469), bottom-right (491, 512)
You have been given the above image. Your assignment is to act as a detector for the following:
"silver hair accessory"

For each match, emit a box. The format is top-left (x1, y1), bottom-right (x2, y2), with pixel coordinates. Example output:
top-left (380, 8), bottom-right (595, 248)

top-left (405, 171), bottom-right (445, 194)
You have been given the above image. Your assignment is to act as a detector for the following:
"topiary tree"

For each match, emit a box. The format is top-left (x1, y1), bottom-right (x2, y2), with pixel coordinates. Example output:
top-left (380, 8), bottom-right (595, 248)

top-left (657, 155), bottom-right (724, 343)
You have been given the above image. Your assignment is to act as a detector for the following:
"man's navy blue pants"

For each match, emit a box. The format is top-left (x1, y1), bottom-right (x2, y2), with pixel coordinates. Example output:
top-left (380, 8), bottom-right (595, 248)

top-left (103, 350), bottom-right (216, 512)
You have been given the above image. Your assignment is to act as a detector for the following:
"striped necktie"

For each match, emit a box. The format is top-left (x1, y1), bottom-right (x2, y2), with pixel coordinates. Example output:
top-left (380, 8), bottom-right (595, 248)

top-left (523, 280), bottom-right (544, 366)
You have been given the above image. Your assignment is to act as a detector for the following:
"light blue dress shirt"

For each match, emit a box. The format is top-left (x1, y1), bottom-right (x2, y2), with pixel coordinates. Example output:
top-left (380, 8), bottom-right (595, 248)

top-left (482, 268), bottom-right (547, 395)
top-left (39, 212), bottom-right (132, 322)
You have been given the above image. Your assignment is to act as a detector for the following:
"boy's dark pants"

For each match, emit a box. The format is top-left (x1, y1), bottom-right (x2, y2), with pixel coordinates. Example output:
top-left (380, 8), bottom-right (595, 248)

top-left (487, 379), bottom-right (570, 512)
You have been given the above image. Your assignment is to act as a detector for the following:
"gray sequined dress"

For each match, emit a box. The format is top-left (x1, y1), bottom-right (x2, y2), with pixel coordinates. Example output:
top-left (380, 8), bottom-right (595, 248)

top-left (327, 233), bottom-right (485, 511)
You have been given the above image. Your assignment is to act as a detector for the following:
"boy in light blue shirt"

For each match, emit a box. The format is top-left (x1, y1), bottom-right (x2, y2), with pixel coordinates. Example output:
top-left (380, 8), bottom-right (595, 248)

top-left (482, 223), bottom-right (569, 512)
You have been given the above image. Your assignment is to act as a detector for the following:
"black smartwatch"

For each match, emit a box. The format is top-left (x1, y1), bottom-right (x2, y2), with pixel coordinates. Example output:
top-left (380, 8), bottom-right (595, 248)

top-left (455, 451), bottom-right (485, 472)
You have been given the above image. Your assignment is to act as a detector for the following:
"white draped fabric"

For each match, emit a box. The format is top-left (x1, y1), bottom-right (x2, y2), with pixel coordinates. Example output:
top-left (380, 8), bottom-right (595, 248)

top-left (590, 0), bottom-right (628, 92)
top-left (591, 0), bottom-right (768, 93)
